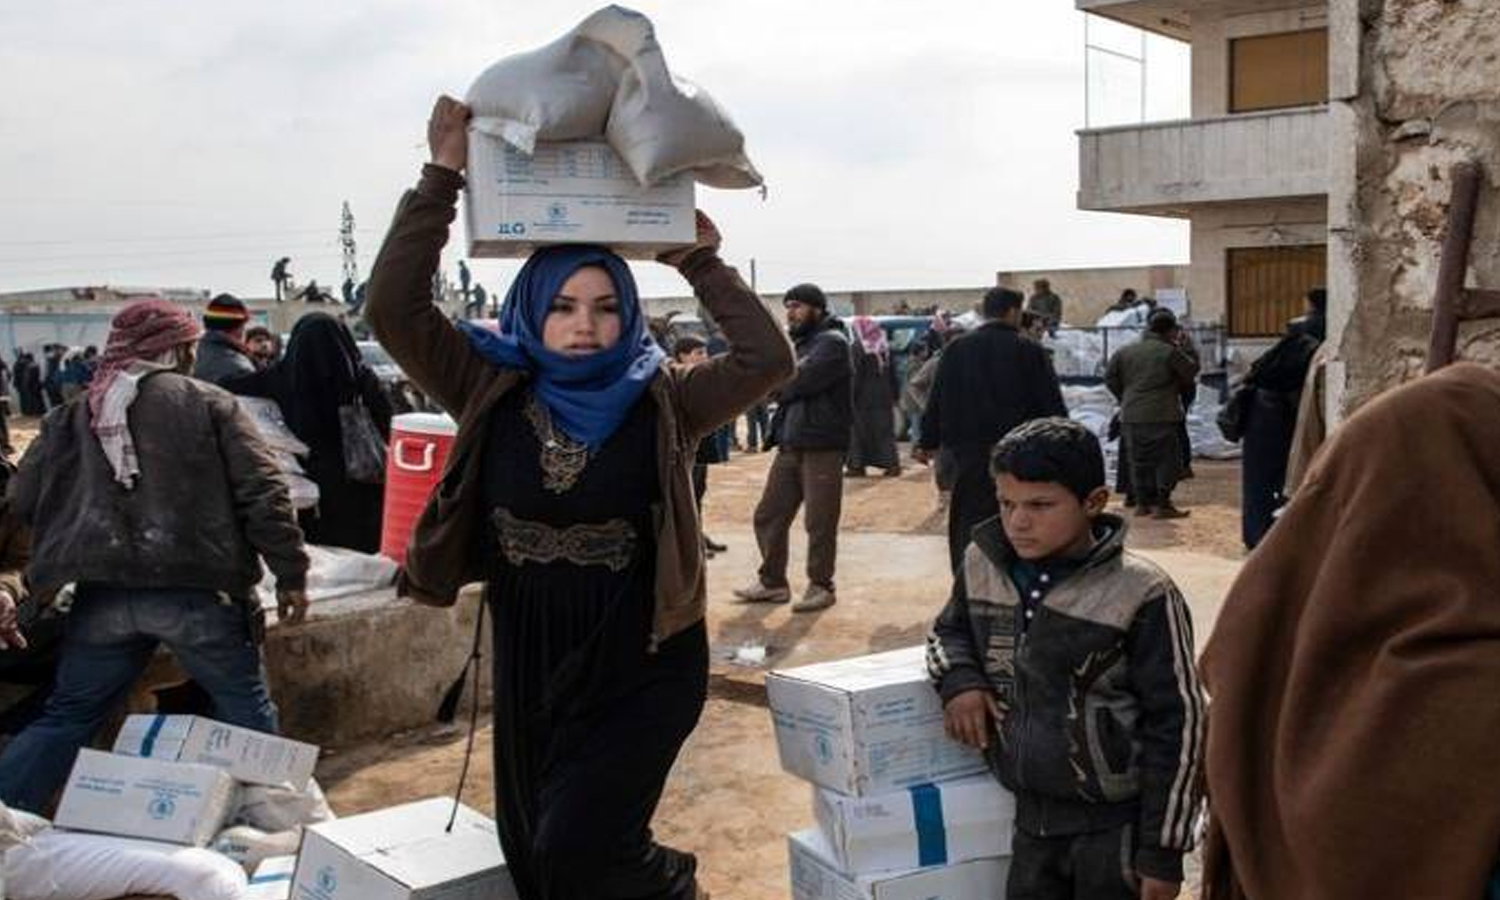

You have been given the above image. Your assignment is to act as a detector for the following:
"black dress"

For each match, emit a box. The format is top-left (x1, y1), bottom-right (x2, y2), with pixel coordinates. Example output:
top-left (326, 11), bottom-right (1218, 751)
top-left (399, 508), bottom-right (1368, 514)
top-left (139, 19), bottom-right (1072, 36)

top-left (482, 388), bottom-right (707, 900)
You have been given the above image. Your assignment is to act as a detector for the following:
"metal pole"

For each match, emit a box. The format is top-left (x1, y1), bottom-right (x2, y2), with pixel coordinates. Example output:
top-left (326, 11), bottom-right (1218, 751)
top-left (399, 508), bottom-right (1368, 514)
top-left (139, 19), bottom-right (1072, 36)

top-left (750, 257), bottom-right (758, 292)
top-left (1427, 161), bottom-right (1482, 373)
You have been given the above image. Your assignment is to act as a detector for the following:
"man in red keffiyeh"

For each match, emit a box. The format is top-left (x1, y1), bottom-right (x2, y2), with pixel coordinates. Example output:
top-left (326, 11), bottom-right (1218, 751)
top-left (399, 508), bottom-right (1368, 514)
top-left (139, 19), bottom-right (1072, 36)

top-left (0, 299), bottom-right (310, 814)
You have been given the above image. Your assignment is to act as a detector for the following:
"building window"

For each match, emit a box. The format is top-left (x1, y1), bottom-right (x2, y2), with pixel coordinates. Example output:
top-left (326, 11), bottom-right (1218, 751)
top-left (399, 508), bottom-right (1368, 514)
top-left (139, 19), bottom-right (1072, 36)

top-left (1226, 245), bottom-right (1326, 337)
top-left (1230, 28), bottom-right (1329, 113)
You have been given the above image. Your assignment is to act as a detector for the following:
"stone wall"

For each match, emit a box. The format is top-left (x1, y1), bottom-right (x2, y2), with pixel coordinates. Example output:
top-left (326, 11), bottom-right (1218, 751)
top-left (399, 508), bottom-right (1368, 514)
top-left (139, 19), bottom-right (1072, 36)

top-left (1330, 0), bottom-right (1500, 413)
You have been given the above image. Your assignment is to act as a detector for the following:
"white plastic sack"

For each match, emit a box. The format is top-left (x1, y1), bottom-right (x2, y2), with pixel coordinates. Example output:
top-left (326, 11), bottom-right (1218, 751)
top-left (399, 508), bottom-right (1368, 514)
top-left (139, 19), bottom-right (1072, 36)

top-left (4, 830), bottom-right (247, 900)
top-left (254, 545), bottom-right (397, 609)
top-left (232, 779), bottom-right (335, 834)
top-left (466, 5), bottom-right (762, 189)
top-left (1095, 303), bottom-right (1152, 329)
top-left (211, 825), bottom-right (301, 873)
top-left (236, 397), bottom-right (309, 457)
top-left (0, 803), bottom-right (49, 851)
top-left (237, 397), bottom-right (319, 511)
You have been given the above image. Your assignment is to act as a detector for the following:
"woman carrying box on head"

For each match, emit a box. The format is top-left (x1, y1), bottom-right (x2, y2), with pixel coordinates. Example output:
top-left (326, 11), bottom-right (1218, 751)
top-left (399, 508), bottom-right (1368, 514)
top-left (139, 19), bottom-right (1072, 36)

top-left (364, 96), bottom-right (794, 900)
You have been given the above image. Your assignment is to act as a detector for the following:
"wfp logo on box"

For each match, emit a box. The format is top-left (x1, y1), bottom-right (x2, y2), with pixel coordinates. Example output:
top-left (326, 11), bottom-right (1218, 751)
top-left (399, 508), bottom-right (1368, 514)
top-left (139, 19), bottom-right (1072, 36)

top-left (147, 793), bottom-right (177, 820)
top-left (317, 867), bottom-right (339, 894)
top-left (814, 733), bottom-right (834, 765)
top-left (496, 222), bottom-right (527, 236)
top-left (547, 203), bottom-right (568, 223)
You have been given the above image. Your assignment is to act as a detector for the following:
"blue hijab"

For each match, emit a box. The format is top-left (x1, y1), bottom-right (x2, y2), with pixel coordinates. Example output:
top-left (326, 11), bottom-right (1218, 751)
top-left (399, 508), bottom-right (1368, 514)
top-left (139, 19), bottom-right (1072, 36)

top-left (457, 245), bottom-right (666, 449)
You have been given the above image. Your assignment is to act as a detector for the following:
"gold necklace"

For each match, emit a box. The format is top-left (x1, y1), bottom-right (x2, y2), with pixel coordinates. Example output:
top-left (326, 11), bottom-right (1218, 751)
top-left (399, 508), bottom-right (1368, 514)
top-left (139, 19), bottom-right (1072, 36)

top-left (524, 392), bottom-right (591, 494)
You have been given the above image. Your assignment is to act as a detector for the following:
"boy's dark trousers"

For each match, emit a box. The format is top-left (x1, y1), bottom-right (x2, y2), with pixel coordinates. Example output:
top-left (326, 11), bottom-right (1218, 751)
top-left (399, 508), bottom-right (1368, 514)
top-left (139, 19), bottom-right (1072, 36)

top-left (1007, 824), bottom-right (1140, 900)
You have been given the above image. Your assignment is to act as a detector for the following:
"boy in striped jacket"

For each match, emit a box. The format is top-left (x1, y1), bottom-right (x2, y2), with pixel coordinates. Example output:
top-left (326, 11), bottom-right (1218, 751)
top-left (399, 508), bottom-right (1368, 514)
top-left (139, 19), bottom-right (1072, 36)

top-left (928, 418), bottom-right (1205, 900)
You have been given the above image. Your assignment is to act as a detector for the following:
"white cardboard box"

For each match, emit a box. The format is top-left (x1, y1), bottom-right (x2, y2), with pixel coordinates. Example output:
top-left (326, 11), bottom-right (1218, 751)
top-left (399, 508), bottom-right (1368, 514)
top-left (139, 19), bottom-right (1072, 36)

top-left (788, 828), bottom-right (1010, 900)
top-left (114, 714), bottom-right (319, 789)
top-left (292, 798), bottom-right (516, 900)
top-left (814, 775), bottom-right (1015, 875)
top-left (250, 855), bottom-right (297, 900)
top-left (465, 136), bottom-right (696, 259)
top-left (53, 749), bottom-right (236, 846)
top-left (767, 646), bottom-right (987, 797)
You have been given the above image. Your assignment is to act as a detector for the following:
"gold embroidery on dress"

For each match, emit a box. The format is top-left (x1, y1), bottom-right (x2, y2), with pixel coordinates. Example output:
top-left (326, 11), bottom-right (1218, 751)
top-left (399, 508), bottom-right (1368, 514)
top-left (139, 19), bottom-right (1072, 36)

top-left (523, 392), bottom-right (592, 493)
top-left (493, 508), bottom-right (637, 571)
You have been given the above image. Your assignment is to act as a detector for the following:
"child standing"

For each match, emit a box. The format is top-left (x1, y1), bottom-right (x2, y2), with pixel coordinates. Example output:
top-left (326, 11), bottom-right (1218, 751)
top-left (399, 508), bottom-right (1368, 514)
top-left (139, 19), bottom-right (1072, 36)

top-left (927, 418), bottom-right (1205, 900)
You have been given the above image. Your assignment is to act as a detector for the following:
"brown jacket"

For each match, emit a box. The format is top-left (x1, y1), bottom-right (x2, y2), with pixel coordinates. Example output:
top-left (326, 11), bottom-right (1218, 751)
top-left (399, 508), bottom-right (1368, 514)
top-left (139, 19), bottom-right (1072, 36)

top-left (366, 165), bottom-right (795, 646)
top-left (1201, 363), bottom-right (1500, 900)
top-left (11, 373), bottom-right (308, 596)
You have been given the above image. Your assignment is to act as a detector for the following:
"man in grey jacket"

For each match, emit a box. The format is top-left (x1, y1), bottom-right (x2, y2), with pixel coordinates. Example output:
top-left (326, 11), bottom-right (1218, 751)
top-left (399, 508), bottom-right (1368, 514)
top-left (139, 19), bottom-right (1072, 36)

top-left (192, 293), bottom-right (258, 385)
top-left (0, 299), bottom-right (309, 812)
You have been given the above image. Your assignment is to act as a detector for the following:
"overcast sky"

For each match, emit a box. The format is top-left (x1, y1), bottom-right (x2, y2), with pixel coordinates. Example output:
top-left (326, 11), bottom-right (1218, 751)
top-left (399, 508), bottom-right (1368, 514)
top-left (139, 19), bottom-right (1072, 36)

top-left (0, 1), bottom-right (1189, 301)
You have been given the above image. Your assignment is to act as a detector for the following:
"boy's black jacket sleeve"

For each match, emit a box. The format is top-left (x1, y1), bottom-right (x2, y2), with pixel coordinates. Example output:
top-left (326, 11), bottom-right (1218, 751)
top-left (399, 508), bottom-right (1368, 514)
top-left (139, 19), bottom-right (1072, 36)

top-left (927, 565), bottom-right (991, 702)
top-left (1126, 586), bottom-right (1207, 883)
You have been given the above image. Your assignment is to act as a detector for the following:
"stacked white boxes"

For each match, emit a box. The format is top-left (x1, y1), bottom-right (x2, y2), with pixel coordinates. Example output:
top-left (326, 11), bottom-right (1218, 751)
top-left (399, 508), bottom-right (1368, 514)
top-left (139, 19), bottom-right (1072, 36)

top-left (54, 715), bottom-right (324, 847)
top-left (766, 647), bottom-right (1016, 899)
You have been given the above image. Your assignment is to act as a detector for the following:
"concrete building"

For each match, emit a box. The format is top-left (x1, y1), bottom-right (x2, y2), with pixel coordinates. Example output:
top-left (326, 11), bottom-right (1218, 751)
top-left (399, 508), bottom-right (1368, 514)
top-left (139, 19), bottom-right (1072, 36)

top-left (1075, 0), bottom-right (1330, 346)
top-left (643, 264), bottom-right (1187, 325)
top-left (0, 285), bottom-right (465, 360)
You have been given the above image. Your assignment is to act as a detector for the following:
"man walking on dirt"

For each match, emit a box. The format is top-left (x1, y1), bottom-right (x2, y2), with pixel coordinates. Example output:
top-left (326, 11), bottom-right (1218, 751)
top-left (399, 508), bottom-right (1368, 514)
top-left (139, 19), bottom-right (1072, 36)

top-left (735, 283), bottom-right (852, 613)
top-left (916, 287), bottom-right (1066, 570)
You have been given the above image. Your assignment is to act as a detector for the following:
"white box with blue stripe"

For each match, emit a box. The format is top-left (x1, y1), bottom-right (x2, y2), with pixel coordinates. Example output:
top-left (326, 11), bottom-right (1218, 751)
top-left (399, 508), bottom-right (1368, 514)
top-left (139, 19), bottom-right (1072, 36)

top-left (113, 714), bottom-right (319, 789)
top-left (788, 827), bottom-right (1010, 900)
top-left (766, 646), bottom-right (987, 797)
top-left (249, 855), bottom-right (297, 900)
top-left (53, 748), bottom-right (236, 846)
top-left (813, 775), bottom-right (1015, 875)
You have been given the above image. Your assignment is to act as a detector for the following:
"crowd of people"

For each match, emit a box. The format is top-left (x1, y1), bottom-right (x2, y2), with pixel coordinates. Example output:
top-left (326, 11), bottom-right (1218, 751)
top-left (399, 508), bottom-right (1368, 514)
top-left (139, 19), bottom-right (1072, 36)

top-left (0, 92), bottom-right (1462, 900)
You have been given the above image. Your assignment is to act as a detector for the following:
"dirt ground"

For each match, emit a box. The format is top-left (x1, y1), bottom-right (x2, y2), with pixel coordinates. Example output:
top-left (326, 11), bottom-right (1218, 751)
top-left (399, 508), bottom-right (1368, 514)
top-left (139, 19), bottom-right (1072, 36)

top-left (315, 444), bottom-right (1244, 899)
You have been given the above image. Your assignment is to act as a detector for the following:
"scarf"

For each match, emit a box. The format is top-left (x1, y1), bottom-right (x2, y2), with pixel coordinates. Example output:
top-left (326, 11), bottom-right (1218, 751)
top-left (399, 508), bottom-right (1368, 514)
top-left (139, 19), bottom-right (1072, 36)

top-left (850, 316), bottom-right (889, 367)
top-left (457, 245), bottom-right (665, 448)
top-left (1200, 363), bottom-right (1500, 900)
top-left (87, 300), bottom-right (202, 489)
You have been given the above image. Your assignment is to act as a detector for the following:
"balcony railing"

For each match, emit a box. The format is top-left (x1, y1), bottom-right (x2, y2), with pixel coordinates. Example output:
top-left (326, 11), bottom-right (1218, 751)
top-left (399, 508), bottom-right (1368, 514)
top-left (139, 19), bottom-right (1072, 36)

top-left (1077, 105), bottom-right (1330, 214)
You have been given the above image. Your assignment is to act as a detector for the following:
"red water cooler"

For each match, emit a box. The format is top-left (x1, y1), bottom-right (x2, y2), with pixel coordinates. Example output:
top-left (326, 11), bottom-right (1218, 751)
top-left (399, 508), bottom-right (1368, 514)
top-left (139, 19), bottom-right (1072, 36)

top-left (380, 412), bottom-right (458, 565)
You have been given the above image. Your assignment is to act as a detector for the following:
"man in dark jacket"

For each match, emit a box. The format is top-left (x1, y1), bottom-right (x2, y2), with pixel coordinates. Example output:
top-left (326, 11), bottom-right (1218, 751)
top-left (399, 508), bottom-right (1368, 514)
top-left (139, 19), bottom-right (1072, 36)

top-left (915, 287), bottom-right (1067, 570)
top-left (1107, 309), bottom-right (1200, 520)
top-left (1239, 288), bottom-right (1325, 548)
top-left (735, 283), bottom-right (852, 612)
top-left (0, 299), bottom-right (309, 813)
top-left (192, 293), bottom-right (258, 385)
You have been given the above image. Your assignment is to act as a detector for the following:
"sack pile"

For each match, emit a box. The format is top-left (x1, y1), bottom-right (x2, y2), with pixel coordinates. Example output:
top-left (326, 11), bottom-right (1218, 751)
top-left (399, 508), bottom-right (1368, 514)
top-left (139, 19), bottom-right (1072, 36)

top-left (465, 5), bottom-right (762, 189)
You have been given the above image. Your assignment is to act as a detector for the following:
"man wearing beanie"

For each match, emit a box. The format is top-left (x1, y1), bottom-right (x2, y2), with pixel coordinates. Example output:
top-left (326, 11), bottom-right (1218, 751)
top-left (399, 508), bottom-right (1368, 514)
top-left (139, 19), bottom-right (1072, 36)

top-left (735, 283), bottom-right (852, 612)
top-left (0, 299), bottom-right (309, 812)
top-left (193, 292), bottom-right (258, 385)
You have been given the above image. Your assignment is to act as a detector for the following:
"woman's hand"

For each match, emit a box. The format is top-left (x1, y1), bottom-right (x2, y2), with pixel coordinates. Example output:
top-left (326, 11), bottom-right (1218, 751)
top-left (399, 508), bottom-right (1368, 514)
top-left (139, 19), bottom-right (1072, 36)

top-left (658, 210), bottom-right (723, 268)
top-left (428, 95), bottom-right (471, 175)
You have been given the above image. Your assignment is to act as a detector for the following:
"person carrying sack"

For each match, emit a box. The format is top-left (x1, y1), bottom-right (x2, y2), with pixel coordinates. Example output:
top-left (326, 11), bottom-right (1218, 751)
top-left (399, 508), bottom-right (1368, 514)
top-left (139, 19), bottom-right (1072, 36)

top-left (364, 96), bottom-right (793, 900)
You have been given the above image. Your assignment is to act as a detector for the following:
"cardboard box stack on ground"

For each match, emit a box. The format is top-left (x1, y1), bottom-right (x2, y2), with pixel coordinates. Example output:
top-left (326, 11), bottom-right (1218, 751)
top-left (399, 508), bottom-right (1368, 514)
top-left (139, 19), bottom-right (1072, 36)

top-left (291, 797), bottom-right (516, 900)
top-left (114, 713), bottom-right (320, 788)
top-left (53, 749), bottom-right (237, 846)
top-left (52, 716), bottom-right (322, 850)
top-left (466, 137), bottom-right (696, 259)
top-left (767, 647), bottom-right (1016, 898)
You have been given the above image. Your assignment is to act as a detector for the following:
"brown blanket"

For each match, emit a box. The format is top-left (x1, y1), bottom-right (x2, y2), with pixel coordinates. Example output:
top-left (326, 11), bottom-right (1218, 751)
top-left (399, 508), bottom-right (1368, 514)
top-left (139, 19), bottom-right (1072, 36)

top-left (1201, 363), bottom-right (1500, 900)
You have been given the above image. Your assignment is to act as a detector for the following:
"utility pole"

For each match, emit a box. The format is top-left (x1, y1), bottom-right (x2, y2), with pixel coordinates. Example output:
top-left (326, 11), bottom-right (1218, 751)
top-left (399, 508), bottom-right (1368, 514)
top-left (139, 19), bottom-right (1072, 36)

top-left (340, 201), bottom-right (359, 285)
top-left (750, 257), bottom-right (758, 292)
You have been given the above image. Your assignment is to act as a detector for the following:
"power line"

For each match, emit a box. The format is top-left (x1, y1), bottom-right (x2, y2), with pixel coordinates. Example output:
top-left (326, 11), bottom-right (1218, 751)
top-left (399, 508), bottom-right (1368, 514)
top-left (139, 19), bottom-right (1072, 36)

top-left (0, 226), bottom-right (382, 249)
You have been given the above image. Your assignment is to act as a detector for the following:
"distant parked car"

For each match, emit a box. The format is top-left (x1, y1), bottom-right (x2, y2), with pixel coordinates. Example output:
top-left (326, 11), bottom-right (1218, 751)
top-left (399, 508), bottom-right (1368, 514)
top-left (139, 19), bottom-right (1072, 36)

top-left (357, 340), bottom-right (431, 414)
